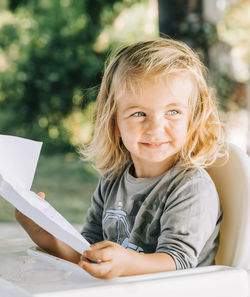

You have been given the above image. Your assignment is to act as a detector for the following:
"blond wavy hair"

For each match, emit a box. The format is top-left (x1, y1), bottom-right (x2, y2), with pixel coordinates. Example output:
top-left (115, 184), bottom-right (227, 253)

top-left (80, 37), bottom-right (227, 177)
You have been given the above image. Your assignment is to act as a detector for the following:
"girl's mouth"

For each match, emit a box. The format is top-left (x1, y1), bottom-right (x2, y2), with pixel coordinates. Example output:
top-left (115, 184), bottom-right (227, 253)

top-left (140, 142), bottom-right (169, 148)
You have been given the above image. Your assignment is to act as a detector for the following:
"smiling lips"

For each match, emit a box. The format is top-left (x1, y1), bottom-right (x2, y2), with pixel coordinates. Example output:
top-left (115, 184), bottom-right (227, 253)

top-left (140, 142), bottom-right (169, 149)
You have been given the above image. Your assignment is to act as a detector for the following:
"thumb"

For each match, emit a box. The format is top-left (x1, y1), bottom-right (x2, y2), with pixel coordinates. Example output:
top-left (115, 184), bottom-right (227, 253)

top-left (37, 192), bottom-right (46, 199)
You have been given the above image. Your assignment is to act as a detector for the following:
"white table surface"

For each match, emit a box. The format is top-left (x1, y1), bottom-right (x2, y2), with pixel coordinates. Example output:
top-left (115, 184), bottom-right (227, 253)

top-left (0, 223), bottom-right (249, 297)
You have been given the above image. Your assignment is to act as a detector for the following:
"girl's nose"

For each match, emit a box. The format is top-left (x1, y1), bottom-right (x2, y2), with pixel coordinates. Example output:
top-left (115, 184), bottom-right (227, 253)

top-left (145, 116), bottom-right (167, 135)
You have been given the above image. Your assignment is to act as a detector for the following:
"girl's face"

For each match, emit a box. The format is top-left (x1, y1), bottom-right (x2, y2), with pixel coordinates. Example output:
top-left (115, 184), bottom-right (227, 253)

top-left (116, 74), bottom-right (193, 178)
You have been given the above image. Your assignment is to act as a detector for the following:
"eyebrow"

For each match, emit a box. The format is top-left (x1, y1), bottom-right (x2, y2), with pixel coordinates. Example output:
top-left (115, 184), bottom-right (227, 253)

top-left (166, 103), bottom-right (188, 109)
top-left (123, 105), bottom-right (141, 112)
top-left (123, 103), bottom-right (188, 112)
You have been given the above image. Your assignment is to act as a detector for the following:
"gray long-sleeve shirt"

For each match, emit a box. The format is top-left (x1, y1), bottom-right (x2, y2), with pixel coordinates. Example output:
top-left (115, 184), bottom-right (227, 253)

top-left (81, 161), bottom-right (222, 269)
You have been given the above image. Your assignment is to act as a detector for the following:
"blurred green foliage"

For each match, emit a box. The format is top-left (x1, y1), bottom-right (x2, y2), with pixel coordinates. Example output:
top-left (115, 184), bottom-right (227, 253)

top-left (214, 0), bottom-right (250, 110)
top-left (0, 0), bottom-right (153, 153)
top-left (218, 0), bottom-right (250, 83)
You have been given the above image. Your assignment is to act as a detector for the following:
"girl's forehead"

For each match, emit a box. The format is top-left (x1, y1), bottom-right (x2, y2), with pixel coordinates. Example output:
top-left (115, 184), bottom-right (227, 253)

top-left (115, 73), bottom-right (195, 102)
top-left (115, 74), bottom-right (195, 111)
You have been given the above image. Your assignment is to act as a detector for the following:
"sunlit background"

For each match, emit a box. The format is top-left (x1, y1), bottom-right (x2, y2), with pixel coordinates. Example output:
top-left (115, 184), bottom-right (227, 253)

top-left (0, 0), bottom-right (249, 223)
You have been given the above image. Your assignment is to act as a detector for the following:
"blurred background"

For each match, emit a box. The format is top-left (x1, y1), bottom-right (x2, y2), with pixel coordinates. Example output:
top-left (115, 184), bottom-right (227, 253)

top-left (0, 0), bottom-right (249, 224)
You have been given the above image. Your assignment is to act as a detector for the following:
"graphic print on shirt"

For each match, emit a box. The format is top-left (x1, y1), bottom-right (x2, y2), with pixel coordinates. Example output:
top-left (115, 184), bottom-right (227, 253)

top-left (102, 202), bottom-right (144, 252)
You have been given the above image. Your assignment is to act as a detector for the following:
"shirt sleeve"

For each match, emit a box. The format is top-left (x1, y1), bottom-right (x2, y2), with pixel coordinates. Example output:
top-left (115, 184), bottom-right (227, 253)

top-left (156, 175), bottom-right (221, 269)
top-left (81, 178), bottom-right (104, 244)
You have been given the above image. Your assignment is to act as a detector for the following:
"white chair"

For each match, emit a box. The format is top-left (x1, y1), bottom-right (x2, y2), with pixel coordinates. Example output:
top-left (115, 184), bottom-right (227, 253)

top-left (207, 143), bottom-right (250, 269)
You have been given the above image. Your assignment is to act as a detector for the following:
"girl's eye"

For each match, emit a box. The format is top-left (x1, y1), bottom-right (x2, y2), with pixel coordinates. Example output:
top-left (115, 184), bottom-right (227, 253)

top-left (167, 110), bottom-right (179, 116)
top-left (132, 112), bottom-right (146, 117)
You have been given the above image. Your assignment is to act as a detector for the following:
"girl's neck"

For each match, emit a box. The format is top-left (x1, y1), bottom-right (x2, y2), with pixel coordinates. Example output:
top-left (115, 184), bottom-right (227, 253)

top-left (131, 157), bottom-right (177, 178)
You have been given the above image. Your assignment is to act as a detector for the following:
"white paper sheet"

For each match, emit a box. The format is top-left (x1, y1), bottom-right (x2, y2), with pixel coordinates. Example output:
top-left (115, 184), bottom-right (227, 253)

top-left (0, 135), bottom-right (90, 255)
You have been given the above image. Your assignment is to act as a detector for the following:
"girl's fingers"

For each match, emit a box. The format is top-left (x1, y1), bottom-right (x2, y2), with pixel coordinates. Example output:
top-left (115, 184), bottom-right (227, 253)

top-left (83, 249), bottom-right (110, 261)
top-left (84, 247), bottom-right (112, 262)
top-left (37, 192), bottom-right (45, 199)
top-left (78, 261), bottom-right (111, 279)
top-left (90, 240), bottom-right (114, 250)
top-left (80, 255), bottom-right (89, 261)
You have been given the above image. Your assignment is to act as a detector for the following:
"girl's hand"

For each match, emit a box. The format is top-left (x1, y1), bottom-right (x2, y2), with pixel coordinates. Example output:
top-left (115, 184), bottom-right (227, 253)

top-left (78, 241), bottom-right (131, 279)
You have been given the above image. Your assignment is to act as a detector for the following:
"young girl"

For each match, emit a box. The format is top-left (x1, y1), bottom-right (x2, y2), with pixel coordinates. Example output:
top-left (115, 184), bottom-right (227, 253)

top-left (15, 37), bottom-right (227, 279)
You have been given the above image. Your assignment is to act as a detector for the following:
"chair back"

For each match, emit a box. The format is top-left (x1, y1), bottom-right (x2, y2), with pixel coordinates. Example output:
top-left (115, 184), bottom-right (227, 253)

top-left (207, 143), bottom-right (250, 268)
